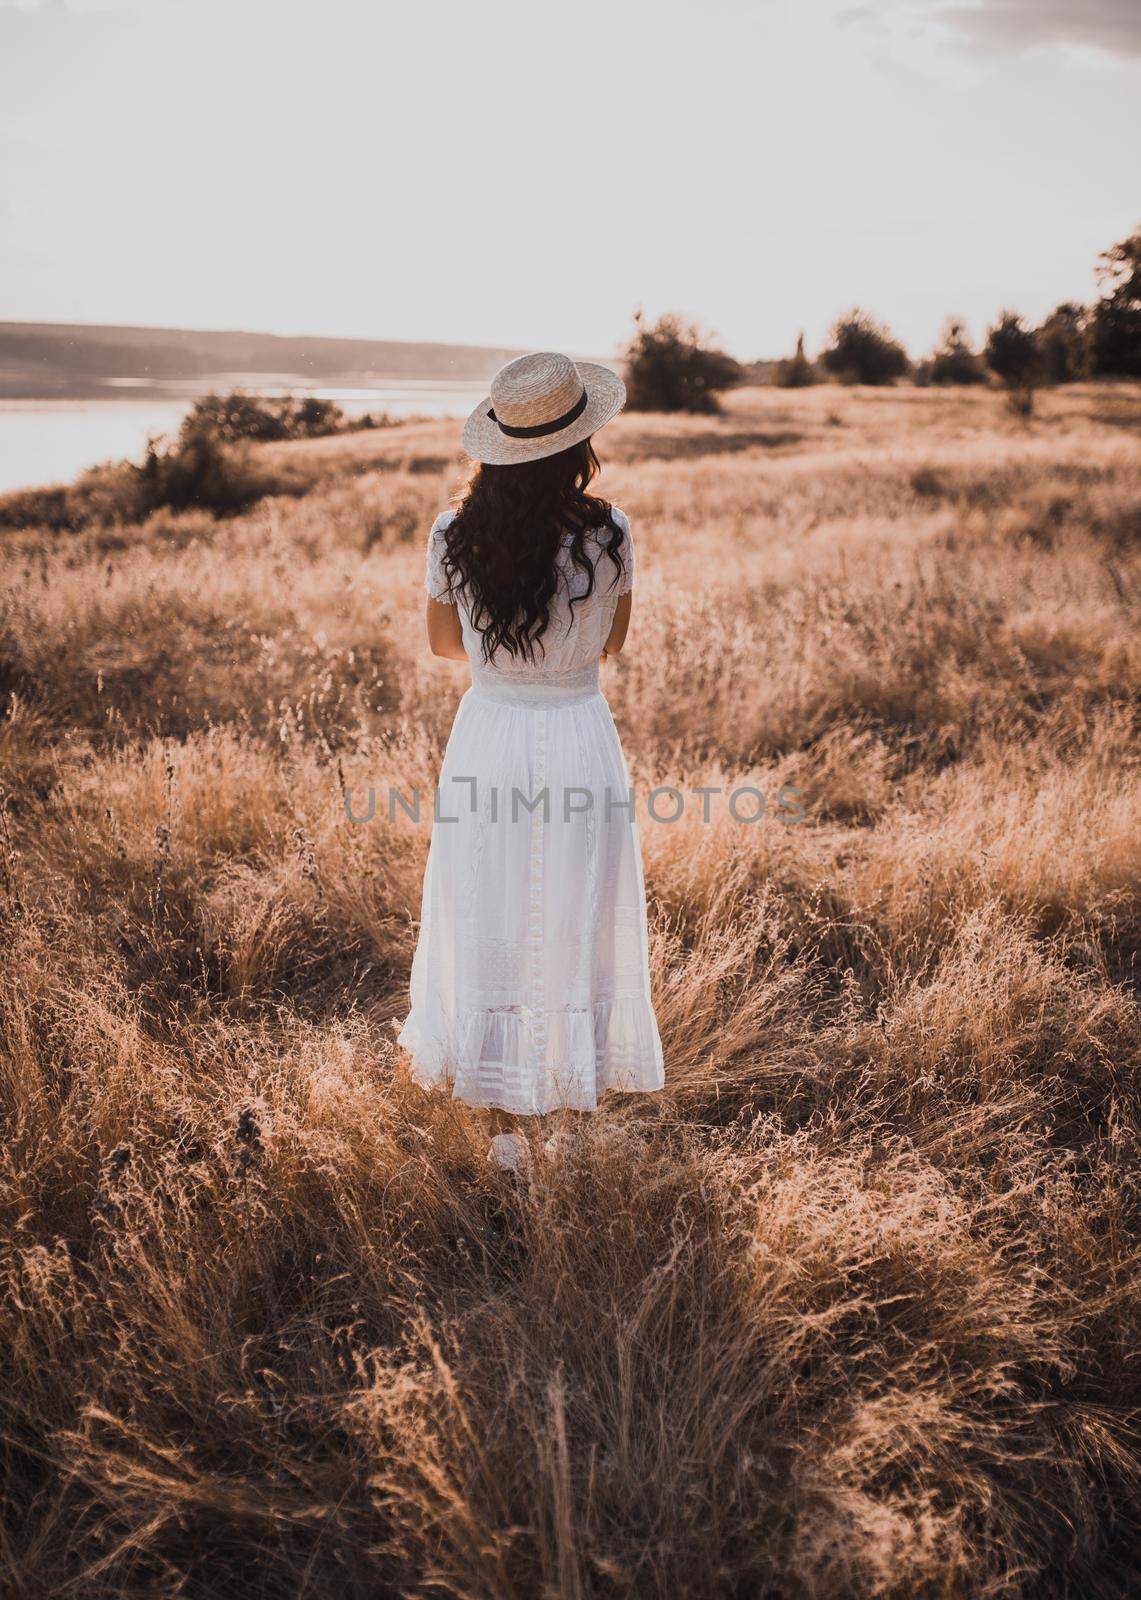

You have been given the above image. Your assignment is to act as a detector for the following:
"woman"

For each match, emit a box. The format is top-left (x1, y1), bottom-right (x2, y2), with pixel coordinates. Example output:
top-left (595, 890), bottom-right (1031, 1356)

top-left (397, 351), bottom-right (664, 1168)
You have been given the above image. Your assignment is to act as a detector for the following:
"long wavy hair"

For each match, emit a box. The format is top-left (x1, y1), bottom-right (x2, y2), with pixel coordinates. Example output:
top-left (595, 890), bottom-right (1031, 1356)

top-left (437, 438), bottom-right (626, 663)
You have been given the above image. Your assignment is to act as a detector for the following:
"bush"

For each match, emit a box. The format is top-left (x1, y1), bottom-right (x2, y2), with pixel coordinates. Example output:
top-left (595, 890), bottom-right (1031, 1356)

top-left (775, 333), bottom-right (817, 388)
top-left (0, 400), bottom-right (338, 534)
top-left (186, 391), bottom-right (349, 444)
top-left (132, 421), bottom-right (264, 519)
top-left (0, 435), bottom-right (261, 534)
top-left (929, 321), bottom-right (987, 386)
top-left (820, 310), bottom-right (910, 385)
top-left (1037, 303), bottom-right (1090, 384)
top-left (127, 395), bottom-right (350, 520)
top-left (624, 312), bottom-right (742, 413)
top-left (291, 396), bottom-right (347, 438)
top-left (985, 312), bottom-right (1045, 414)
top-left (189, 393), bottom-right (292, 443)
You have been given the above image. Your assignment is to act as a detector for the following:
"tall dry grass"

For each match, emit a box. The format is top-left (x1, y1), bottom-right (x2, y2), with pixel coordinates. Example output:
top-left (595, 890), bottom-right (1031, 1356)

top-left (1, 383), bottom-right (1139, 1597)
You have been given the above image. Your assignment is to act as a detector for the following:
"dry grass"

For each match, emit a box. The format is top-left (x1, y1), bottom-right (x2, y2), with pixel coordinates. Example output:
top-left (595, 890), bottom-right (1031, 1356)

top-left (1, 383), bottom-right (1139, 1598)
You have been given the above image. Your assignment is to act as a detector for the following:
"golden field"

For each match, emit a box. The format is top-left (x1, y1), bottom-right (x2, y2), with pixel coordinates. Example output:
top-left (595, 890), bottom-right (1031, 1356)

top-left (1, 383), bottom-right (1139, 1598)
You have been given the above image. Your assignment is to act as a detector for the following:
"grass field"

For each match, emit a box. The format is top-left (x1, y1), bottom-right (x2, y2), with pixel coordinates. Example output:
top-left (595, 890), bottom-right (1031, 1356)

top-left (1, 382), bottom-right (1139, 1598)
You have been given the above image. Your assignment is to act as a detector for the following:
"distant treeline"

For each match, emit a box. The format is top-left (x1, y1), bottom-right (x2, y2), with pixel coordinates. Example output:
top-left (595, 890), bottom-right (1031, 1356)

top-left (627, 228), bottom-right (1141, 414)
top-left (774, 228), bottom-right (1141, 394)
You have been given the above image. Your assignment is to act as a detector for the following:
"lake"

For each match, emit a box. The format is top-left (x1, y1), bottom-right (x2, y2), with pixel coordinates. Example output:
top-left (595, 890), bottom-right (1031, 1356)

top-left (0, 380), bottom-right (487, 495)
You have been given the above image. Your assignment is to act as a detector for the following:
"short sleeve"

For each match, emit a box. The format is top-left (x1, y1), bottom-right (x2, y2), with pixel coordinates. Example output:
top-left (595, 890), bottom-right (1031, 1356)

top-left (425, 511), bottom-right (457, 603)
top-left (612, 506), bottom-right (634, 596)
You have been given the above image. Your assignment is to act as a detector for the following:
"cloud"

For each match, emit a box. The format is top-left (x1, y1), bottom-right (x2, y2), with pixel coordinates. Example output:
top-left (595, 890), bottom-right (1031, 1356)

top-left (835, 0), bottom-right (1141, 59)
top-left (934, 0), bottom-right (1141, 58)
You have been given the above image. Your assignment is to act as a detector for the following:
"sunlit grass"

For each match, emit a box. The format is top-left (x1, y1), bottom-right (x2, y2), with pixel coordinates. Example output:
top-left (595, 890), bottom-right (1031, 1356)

top-left (1, 382), bottom-right (1139, 1597)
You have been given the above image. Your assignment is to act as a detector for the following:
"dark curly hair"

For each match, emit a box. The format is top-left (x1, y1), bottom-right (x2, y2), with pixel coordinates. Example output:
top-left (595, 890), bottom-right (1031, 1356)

top-left (436, 438), bottom-right (626, 663)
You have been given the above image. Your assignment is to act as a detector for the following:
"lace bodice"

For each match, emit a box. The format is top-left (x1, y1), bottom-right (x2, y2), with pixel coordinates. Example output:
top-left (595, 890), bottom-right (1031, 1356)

top-left (425, 506), bottom-right (634, 686)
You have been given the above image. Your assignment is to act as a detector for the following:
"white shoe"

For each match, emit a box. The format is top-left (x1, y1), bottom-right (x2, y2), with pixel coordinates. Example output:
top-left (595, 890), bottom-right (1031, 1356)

top-left (543, 1130), bottom-right (579, 1160)
top-left (487, 1132), bottom-right (530, 1172)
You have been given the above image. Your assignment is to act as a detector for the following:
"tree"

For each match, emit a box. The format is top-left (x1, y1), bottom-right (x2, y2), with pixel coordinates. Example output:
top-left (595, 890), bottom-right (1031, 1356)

top-left (1036, 303), bottom-right (1089, 384)
top-left (928, 320), bottom-right (987, 386)
top-left (775, 332), bottom-right (817, 388)
top-left (820, 310), bottom-right (909, 385)
top-left (985, 312), bottom-right (1045, 415)
top-left (623, 312), bottom-right (742, 413)
top-left (1090, 228), bottom-right (1141, 377)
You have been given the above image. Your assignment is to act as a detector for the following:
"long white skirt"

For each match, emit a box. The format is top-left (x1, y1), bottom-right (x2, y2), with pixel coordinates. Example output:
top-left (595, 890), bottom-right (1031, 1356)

top-left (397, 670), bottom-right (665, 1115)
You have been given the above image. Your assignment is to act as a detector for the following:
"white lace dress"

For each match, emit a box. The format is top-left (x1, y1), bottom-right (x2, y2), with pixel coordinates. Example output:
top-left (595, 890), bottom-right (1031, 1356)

top-left (397, 506), bottom-right (665, 1115)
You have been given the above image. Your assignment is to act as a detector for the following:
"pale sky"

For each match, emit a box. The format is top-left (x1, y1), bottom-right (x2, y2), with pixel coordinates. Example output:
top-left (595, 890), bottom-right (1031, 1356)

top-left (1, 0), bottom-right (1138, 360)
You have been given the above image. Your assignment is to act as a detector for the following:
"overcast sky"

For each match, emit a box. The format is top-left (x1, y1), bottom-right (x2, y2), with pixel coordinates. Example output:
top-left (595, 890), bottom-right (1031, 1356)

top-left (1, 0), bottom-right (1138, 359)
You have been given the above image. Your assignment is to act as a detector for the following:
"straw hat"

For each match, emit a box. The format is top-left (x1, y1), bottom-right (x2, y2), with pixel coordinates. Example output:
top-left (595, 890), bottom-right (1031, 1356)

top-left (462, 351), bottom-right (626, 466)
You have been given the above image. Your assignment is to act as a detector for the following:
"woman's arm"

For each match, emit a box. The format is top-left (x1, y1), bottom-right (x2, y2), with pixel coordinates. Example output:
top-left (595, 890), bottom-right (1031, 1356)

top-left (601, 590), bottom-right (633, 660)
top-left (426, 597), bottom-right (467, 660)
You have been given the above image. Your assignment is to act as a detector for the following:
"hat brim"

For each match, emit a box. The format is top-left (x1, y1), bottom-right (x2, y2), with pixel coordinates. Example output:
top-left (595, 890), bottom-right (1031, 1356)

top-left (461, 361), bottom-right (626, 465)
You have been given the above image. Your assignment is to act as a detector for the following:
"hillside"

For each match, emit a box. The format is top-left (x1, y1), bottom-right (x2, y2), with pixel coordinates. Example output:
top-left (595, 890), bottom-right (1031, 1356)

top-left (0, 320), bottom-right (535, 398)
